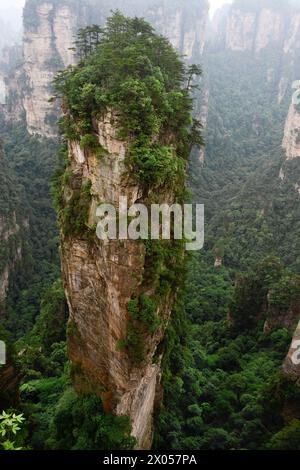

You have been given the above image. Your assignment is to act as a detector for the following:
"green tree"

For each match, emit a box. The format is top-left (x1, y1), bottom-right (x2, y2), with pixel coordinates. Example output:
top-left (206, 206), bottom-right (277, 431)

top-left (0, 411), bottom-right (26, 450)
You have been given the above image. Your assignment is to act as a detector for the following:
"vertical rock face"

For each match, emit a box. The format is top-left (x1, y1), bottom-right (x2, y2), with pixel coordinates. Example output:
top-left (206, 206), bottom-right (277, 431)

top-left (221, 4), bottom-right (293, 53)
top-left (225, 8), bottom-right (256, 51)
top-left (282, 102), bottom-right (300, 161)
top-left (214, 256), bottom-right (222, 268)
top-left (284, 13), bottom-right (300, 53)
top-left (147, 0), bottom-right (208, 60)
top-left (0, 213), bottom-right (22, 305)
top-left (254, 8), bottom-right (285, 52)
top-left (53, 5), bottom-right (77, 66)
top-left (22, 1), bottom-right (78, 137)
top-left (283, 320), bottom-right (300, 379)
top-left (61, 112), bottom-right (181, 449)
top-left (0, 75), bottom-right (5, 105)
top-left (0, 149), bottom-right (26, 310)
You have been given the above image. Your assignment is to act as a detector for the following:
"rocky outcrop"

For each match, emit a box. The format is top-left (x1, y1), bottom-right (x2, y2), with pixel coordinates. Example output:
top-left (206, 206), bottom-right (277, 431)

top-left (218, 4), bottom-right (297, 54)
top-left (284, 13), bottom-right (300, 54)
top-left (264, 292), bottom-right (300, 335)
top-left (283, 320), bottom-right (300, 379)
top-left (61, 111), bottom-right (181, 449)
top-left (4, 66), bottom-right (25, 122)
top-left (255, 8), bottom-right (285, 52)
top-left (0, 265), bottom-right (9, 306)
top-left (147, 0), bottom-right (208, 60)
top-left (214, 256), bottom-right (222, 268)
top-left (0, 74), bottom-right (5, 105)
top-left (225, 8), bottom-right (257, 51)
top-left (22, 1), bottom-right (78, 137)
top-left (224, 6), bottom-right (285, 53)
top-left (282, 102), bottom-right (300, 160)
top-left (0, 145), bottom-right (27, 310)
top-left (0, 212), bottom-right (23, 308)
top-left (196, 87), bottom-right (209, 165)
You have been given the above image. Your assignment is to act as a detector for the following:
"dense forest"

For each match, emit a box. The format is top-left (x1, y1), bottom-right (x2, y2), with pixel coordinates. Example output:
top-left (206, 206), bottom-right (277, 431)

top-left (1, 0), bottom-right (300, 452)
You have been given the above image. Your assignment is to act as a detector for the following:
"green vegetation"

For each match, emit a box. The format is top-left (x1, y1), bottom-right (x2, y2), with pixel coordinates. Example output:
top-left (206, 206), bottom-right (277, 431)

top-left (0, 411), bottom-right (26, 450)
top-left (54, 13), bottom-right (202, 364)
top-left (54, 12), bottom-right (203, 191)
top-left (1, 272), bottom-right (134, 450)
top-left (155, 16), bottom-right (300, 450)
top-left (0, 118), bottom-right (60, 338)
top-left (60, 180), bottom-right (92, 237)
top-left (154, 257), bottom-right (297, 450)
top-left (267, 419), bottom-right (300, 450)
top-left (2, 1), bottom-right (300, 452)
top-left (119, 295), bottom-right (160, 363)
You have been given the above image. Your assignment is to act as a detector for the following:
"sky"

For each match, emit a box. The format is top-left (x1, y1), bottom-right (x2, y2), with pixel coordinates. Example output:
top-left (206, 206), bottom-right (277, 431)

top-left (0, 0), bottom-right (25, 7)
top-left (0, 0), bottom-right (25, 8)
top-left (0, 0), bottom-right (233, 13)
top-left (209, 0), bottom-right (233, 17)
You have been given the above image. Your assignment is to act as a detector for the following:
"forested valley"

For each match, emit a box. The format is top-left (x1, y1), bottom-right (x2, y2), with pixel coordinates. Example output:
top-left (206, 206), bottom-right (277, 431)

top-left (0, 0), bottom-right (300, 452)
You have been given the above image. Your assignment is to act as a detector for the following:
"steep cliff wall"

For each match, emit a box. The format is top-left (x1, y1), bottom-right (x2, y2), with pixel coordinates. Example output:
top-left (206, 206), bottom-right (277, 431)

top-left (22, 1), bottom-right (79, 137)
top-left (61, 113), bottom-right (179, 448)
top-left (225, 7), bottom-right (256, 51)
top-left (282, 102), bottom-right (300, 161)
top-left (213, 1), bottom-right (300, 59)
top-left (0, 149), bottom-right (26, 310)
top-left (283, 319), bottom-right (300, 379)
top-left (61, 115), bottom-right (184, 449)
top-left (223, 4), bottom-right (285, 52)
top-left (147, 0), bottom-right (208, 60)
top-left (0, 214), bottom-right (22, 306)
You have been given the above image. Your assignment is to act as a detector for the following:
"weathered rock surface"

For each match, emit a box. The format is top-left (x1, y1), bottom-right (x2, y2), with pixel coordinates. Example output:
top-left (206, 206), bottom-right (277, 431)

top-left (0, 142), bottom-right (27, 311)
top-left (283, 320), bottom-right (300, 379)
top-left (0, 197), bottom-right (21, 308)
top-left (219, 4), bottom-right (300, 56)
top-left (0, 212), bottom-right (23, 307)
top-left (282, 102), bottom-right (300, 160)
top-left (225, 8), bottom-right (256, 51)
top-left (223, 6), bottom-right (286, 53)
top-left (147, 0), bottom-right (208, 60)
top-left (62, 112), bottom-right (179, 449)
top-left (22, 2), bottom-right (78, 137)
top-left (264, 291), bottom-right (300, 335)
top-left (255, 8), bottom-right (284, 52)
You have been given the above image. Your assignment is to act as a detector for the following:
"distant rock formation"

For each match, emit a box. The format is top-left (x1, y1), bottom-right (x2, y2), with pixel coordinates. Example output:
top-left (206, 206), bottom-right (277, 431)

top-left (5, 0), bottom-right (208, 138)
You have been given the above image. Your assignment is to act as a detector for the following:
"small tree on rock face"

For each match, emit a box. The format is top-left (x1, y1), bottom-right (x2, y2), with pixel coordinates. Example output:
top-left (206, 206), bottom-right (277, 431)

top-left (186, 64), bottom-right (202, 91)
top-left (74, 25), bottom-right (103, 59)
